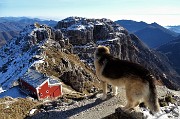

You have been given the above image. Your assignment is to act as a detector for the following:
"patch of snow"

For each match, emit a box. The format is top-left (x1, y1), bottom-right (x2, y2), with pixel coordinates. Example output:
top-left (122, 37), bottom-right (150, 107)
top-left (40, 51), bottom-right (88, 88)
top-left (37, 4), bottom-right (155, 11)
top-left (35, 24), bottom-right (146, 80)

top-left (67, 24), bottom-right (86, 31)
top-left (62, 17), bottom-right (80, 23)
top-left (0, 86), bottom-right (27, 98)
top-left (29, 109), bottom-right (37, 115)
top-left (116, 26), bottom-right (125, 31)
top-left (34, 28), bottom-right (46, 32)
top-left (0, 87), bottom-right (5, 93)
top-left (95, 21), bottom-right (104, 25)
top-left (163, 73), bottom-right (167, 78)
top-left (87, 23), bottom-right (94, 28)
top-left (32, 59), bottom-right (44, 65)
top-left (141, 103), bottom-right (180, 119)
top-left (97, 38), bottom-right (119, 44)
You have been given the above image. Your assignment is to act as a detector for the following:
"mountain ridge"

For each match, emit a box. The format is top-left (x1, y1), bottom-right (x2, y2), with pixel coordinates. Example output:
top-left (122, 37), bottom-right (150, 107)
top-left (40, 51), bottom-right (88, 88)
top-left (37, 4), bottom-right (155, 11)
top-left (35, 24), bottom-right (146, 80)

top-left (115, 20), bottom-right (179, 48)
top-left (157, 36), bottom-right (180, 75)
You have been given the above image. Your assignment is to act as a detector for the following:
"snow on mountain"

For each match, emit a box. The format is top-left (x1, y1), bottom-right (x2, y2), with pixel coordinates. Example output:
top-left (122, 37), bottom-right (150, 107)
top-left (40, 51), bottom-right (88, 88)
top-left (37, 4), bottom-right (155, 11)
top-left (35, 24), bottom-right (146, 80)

top-left (67, 24), bottom-right (87, 31)
top-left (0, 24), bottom-right (49, 90)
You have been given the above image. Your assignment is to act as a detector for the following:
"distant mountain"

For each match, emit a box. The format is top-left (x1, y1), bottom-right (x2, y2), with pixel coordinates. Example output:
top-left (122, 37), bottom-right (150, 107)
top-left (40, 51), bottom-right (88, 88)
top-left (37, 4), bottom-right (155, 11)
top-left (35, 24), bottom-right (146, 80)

top-left (157, 36), bottom-right (180, 75)
top-left (115, 20), bottom-right (179, 48)
top-left (165, 25), bottom-right (180, 34)
top-left (0, 22), bottom-right (26, 45)
top-left (0, 17), bottom-right (57, 26)
top-left (0, 17), bottom-right (57, 47)
top-left (0, 31), bottom-right (19, 46)
top-left (135, 23), bottom-right (178, 48)
top-left (115, 20), bottom-right (148, 32)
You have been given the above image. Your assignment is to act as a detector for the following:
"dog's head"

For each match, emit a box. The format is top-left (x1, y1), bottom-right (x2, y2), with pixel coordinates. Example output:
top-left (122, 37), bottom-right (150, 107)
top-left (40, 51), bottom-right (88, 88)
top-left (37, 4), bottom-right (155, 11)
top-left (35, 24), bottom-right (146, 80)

top-left (94, 46), bottom-right (110, 59)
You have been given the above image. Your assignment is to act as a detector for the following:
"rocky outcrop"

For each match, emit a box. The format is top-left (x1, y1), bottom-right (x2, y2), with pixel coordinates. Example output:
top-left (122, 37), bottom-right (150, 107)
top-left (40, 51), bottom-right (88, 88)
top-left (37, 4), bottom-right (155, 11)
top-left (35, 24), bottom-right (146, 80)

top-left (105, 108), bottom-right (144, 119)
top-left (55, 17), bottom-right (180, 90)
top-left (28, 25), bottom-right (97, 93)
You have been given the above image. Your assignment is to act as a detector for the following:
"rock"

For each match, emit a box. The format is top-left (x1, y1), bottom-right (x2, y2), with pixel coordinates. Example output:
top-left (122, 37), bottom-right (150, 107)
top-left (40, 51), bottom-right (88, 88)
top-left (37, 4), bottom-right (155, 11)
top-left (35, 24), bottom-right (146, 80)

top-left (104, 107), bottom-right (145, 119)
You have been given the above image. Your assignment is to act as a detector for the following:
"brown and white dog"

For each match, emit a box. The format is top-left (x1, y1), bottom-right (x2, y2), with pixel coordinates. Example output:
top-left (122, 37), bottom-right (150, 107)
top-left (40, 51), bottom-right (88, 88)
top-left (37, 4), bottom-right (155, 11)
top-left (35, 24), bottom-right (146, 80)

top-left (94, 45), bottom-right (160, 113)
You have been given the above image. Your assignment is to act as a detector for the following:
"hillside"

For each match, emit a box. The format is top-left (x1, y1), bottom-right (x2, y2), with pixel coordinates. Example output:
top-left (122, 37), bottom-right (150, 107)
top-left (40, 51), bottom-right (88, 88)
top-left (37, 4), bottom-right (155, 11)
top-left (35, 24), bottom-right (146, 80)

top-left (115, 20), bottom-right (179, 48)
top-left (157, 36), bottom-right (180, 75)
top-left (0, 23), bottom-right (97, 94)
top-left (135, 24), bottom-right (176, 48)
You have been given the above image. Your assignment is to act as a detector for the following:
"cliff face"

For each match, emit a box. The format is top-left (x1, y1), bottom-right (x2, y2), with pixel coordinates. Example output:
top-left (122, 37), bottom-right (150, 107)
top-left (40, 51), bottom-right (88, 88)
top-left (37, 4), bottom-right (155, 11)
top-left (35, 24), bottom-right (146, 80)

top-left (55, 17), bottom-right (180, 90)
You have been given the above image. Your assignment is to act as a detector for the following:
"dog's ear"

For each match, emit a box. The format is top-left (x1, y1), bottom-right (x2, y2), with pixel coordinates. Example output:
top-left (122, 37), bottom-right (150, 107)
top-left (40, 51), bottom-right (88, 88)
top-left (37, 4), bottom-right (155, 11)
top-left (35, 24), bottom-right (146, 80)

top-left (106, 46), bottom-right (110, 50)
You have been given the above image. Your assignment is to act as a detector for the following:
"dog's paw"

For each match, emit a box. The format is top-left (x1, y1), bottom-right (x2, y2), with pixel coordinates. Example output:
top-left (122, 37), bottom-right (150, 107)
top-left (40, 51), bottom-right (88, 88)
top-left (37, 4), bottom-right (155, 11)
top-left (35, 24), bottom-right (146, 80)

top-left (100, 95), bottom-right (107, 100)
top-left (111, 92), bottom-right (118, 96)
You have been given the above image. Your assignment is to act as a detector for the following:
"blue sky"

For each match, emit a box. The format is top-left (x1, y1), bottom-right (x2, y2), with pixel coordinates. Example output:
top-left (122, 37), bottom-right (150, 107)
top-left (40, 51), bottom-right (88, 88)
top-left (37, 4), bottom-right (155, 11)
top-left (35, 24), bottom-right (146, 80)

top-left (0, 0), bottom-right (180, 26)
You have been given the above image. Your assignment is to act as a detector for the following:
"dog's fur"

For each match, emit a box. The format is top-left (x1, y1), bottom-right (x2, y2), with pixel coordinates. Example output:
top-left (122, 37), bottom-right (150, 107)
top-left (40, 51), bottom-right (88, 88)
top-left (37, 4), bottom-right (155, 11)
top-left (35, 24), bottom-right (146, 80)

top-left (94, 46), bottom-right (160, 113)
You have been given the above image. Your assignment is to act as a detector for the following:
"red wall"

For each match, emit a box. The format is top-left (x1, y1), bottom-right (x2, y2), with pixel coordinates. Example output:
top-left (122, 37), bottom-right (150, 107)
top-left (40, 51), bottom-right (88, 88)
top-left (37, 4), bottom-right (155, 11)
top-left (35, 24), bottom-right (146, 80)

top-left (38, 82), bottom-right (62, 99)
top-left (19, 79), bottom-right (62, 100)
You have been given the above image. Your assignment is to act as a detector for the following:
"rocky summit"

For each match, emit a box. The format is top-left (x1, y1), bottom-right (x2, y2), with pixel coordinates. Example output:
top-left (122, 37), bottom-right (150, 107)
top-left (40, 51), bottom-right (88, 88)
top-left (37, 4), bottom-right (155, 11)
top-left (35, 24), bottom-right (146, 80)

top-left (55, 16), bottom-right (180, 90)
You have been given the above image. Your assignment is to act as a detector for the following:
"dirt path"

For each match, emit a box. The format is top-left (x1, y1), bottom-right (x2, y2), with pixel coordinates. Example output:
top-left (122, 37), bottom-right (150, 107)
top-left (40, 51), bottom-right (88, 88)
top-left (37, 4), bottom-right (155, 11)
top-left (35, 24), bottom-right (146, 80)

top-left (28, 86), bottom-right (180, 119)
top-left (28, 88), bottom-right (127, 119)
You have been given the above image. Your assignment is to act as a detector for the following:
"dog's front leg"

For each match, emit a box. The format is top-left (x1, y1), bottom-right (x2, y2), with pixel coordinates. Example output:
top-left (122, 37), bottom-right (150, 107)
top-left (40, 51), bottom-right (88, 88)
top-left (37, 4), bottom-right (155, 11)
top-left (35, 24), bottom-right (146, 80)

top-left (101, 81), bottom-right (107, 100)
top-left (112, 86), bottom-right (118, 96)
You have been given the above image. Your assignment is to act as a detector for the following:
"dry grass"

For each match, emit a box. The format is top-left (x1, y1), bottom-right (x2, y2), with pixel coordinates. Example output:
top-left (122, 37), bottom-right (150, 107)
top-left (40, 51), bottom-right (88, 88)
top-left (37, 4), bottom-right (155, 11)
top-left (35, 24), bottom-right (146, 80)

top-left (0, 97), bottom-right (38, 119)
top-left (39, 45), bottom-right (96, 78)
top-left (37, 45), bottom-right (100, 94)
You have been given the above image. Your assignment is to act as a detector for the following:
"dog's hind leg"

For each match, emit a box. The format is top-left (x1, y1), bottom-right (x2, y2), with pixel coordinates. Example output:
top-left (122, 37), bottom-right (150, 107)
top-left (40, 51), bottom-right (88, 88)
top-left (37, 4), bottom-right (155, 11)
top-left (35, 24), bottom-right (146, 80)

top-left (123, 83), bottom-right (142, 111)
top-left (123, 94), bottom-right (140, 111)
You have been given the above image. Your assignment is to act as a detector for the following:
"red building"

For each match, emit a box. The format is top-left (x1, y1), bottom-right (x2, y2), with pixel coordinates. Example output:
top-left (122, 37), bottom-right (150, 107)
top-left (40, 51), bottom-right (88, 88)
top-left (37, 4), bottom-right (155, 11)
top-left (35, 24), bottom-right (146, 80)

top-left (19, 69), bottom-right (62, 100)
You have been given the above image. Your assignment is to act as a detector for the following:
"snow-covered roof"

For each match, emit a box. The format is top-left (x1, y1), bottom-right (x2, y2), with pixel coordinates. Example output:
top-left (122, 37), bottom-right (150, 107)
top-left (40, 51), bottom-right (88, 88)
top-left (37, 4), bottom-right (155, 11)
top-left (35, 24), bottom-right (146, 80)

top-left (21, 69), bottom-right (61, 88)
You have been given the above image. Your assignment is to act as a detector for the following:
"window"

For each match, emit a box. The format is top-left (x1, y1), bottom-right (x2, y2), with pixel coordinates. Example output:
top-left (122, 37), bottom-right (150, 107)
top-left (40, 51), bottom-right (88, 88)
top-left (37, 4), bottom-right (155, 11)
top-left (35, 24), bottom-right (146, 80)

top-left (40, 93), bottom-right (43, 96)
top-left (46, 90), bottom-right (49, 93)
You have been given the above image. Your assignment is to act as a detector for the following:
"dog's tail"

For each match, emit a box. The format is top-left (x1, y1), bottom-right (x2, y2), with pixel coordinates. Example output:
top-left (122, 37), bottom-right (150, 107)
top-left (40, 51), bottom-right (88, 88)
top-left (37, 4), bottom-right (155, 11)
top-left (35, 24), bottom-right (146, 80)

top-left (145, 74), bottom-right (160, 114)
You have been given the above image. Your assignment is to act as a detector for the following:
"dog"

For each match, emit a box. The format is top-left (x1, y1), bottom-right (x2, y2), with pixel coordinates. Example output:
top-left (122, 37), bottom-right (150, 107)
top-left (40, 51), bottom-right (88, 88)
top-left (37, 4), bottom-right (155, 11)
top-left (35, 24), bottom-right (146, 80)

top-left (94, 45), bottom-right (160, 113)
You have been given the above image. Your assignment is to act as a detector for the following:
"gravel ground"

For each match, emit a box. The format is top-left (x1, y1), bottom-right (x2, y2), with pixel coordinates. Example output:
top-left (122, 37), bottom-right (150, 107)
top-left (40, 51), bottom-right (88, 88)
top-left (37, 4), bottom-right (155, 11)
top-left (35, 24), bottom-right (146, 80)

top-left (27, 86), bottom-right (180, 119)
